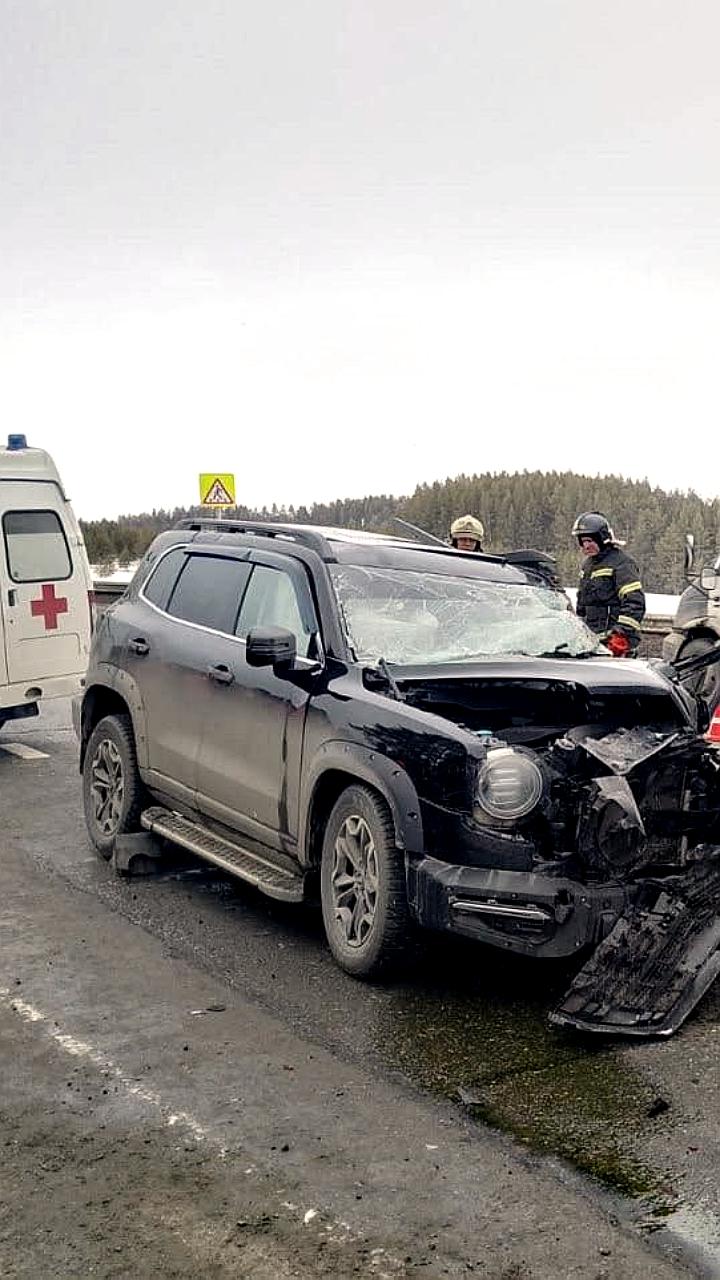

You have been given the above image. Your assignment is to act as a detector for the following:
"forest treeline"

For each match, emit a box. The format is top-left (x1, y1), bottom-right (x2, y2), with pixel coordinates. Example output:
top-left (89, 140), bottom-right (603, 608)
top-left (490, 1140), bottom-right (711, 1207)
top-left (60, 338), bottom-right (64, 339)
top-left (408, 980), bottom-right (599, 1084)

top-left (81, 469), bottom-right (720, 593)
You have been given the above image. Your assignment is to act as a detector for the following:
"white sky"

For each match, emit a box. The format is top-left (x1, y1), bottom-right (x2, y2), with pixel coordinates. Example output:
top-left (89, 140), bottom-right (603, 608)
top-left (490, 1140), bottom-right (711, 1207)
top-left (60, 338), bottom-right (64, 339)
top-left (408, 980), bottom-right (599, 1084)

top-left (2, 0), bottom-right (719, 519)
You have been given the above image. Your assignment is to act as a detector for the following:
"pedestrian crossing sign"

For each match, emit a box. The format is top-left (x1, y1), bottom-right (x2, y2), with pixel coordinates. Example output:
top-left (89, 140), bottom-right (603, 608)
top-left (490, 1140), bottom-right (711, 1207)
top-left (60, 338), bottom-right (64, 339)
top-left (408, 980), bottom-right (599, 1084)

top-left (199, 473), bottom-right (236, 507)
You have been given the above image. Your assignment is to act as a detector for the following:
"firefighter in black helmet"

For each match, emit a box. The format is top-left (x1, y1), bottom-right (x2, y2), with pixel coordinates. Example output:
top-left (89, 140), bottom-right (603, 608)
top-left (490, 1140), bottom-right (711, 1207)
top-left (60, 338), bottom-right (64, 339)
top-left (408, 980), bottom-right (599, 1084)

top-left (572, 512), bottom-right (646, 656)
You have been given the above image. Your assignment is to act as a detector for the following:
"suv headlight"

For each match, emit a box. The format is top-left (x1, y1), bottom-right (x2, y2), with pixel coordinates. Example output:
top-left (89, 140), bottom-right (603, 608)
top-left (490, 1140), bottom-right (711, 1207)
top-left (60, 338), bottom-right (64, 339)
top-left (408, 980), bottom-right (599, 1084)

top-left (475, 747), bottom-right (543, 821)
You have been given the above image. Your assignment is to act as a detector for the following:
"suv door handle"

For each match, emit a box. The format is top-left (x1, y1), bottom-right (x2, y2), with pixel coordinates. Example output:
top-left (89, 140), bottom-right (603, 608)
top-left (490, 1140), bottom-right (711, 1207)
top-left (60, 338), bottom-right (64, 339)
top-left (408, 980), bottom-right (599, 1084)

top-left (207, 663), bottom-right (234, 686)
top-left (130, 637), bottom-right (150, 656)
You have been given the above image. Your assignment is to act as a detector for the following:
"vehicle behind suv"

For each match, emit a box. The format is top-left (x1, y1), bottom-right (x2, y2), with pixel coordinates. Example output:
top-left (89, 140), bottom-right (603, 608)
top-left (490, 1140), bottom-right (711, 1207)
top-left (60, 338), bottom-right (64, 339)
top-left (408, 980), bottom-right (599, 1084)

top-left (663, 554), bottom-right (720, 711)
top-left (76, 520), bottom-right (720, 1035)
top-left (0, 434), bottom-right (93, 731)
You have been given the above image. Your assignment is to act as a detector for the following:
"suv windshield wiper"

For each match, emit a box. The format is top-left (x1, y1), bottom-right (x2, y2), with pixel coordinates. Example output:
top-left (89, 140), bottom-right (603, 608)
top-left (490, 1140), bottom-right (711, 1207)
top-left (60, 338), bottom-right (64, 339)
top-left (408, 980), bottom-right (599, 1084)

top-left (499, 644), bottom-right (596, 659)
top-left (534, 644), bottom-right (597, 658)
top-left (376, 657), bottom-right (405, 702)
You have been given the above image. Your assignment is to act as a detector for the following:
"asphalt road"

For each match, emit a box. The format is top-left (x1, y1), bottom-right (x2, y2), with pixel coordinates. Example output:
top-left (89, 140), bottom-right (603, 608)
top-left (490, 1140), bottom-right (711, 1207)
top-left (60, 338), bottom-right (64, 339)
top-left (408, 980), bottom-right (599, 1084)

top-left (2, 699), bottom-right (720, 1277)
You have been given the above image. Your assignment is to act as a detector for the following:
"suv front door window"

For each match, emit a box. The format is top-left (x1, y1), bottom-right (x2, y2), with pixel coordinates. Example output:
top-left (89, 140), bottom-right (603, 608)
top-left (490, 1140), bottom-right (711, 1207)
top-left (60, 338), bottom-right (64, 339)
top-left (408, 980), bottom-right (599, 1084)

top-left (235, 564), bottom-right (315, 657)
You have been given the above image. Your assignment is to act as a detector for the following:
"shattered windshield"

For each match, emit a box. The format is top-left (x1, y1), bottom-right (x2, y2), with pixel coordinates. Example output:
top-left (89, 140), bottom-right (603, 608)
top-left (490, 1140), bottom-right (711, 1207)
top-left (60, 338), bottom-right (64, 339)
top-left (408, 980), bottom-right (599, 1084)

top-left (329, 565), bottom-right (599, 665)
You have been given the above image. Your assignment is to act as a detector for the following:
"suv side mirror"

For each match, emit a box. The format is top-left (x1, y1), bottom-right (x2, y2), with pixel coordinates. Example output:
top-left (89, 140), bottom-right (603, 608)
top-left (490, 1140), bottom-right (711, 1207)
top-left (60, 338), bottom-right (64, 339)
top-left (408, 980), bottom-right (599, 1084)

top-left (700, 567), bottom-right (717, 591)
top-left (684, 533), bottom-right (695, 576)
top-left (246, 626), bottom-right (297, 670)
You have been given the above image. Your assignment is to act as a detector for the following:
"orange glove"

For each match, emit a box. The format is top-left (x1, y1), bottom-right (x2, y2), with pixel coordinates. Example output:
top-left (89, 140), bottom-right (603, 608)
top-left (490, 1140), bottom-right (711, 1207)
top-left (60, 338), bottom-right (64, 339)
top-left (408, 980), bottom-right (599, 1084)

top-left (604, 630), bottom-right (631, 657)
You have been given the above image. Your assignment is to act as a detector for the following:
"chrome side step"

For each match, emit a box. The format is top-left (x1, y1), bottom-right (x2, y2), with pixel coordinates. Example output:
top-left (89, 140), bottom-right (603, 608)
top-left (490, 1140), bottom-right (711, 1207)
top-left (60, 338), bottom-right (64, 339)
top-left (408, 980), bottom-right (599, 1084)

top-left (140, 806), bottom-right (305, 903)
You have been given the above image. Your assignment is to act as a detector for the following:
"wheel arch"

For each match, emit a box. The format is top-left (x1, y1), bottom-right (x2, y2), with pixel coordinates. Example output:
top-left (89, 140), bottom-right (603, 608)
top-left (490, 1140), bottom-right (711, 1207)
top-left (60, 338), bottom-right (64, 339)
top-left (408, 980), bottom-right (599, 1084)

top-left (79, 669), bottom-right (147, 770)
top-left (299, 743), bottom-right (424, 870)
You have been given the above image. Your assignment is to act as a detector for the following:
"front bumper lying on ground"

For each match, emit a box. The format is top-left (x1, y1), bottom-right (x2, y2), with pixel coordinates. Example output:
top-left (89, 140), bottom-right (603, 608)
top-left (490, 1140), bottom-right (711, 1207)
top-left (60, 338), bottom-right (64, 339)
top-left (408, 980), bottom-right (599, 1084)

top-left (551, 846), bottom-right (720, 1036)
top-left (408, 850), bottom-right (720, 1038)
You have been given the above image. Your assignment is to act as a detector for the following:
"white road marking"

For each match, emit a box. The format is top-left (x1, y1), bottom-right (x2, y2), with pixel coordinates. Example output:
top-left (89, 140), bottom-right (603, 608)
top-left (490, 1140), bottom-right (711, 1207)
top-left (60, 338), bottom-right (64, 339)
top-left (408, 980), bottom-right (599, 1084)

top-left (0, 987), bottom-right (407, 1277)
top-left (0, 741), bottom-right (49, 759)
top-left (0, 988), bottom-right (207, 1144)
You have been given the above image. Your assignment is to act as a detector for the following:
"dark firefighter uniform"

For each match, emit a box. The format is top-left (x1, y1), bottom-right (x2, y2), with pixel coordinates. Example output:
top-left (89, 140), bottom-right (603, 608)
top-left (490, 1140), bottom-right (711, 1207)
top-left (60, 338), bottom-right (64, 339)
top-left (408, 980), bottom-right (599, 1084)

top-left (576, 544), bottom-right (646, 654)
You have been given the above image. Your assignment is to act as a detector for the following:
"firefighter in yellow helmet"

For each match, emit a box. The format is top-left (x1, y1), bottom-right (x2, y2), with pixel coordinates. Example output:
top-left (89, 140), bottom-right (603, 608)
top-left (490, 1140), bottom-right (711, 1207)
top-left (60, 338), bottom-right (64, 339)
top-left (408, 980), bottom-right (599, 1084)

top-left (450, 515), bottom-right (485, 552)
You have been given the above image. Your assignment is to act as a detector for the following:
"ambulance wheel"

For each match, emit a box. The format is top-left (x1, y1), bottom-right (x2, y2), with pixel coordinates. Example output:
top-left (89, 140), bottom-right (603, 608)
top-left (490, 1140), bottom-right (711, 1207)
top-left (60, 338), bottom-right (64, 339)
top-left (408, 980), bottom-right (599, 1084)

top-left (679, 637), bottom-right (720, 713)
top-left (83, 714), bottom-right (145, 860)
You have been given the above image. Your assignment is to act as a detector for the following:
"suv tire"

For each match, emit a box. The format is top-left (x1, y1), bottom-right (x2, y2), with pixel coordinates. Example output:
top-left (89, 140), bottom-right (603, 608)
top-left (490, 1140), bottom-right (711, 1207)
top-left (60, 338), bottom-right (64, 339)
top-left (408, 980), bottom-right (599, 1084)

top-left (83, 713), bottom-right (145, 860)
top-left (320, 784), bottom-right (410, 978)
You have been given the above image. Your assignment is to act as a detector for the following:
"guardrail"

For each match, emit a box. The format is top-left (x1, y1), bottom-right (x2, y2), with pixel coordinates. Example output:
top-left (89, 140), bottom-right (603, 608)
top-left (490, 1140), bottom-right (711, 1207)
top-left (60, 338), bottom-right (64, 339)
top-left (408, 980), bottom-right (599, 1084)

top-left (91, 582), bottom-right (127, 617)
top-left (638, 616), bottom-right (672, 659)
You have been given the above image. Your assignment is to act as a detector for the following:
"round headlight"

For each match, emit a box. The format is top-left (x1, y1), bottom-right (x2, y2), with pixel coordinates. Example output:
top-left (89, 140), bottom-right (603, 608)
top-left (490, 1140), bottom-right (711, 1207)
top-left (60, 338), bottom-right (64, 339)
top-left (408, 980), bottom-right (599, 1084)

top-left (476, 748), bottom-right (543, 821)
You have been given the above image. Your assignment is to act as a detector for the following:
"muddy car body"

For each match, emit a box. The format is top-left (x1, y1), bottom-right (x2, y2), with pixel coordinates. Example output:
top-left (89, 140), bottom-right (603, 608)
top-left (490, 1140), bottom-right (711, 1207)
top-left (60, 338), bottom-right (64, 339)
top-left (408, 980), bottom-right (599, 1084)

top-left (76, 521), bottom-right (720, 1035)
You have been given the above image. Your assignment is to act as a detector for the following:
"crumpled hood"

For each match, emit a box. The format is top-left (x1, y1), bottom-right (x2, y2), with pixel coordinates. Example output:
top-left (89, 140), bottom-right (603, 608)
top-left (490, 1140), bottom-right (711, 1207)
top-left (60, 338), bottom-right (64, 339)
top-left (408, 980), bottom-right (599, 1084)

top-left (393, 655), bottom-right (693, 743)
top-left (394, 653), bottom-right (683, 696)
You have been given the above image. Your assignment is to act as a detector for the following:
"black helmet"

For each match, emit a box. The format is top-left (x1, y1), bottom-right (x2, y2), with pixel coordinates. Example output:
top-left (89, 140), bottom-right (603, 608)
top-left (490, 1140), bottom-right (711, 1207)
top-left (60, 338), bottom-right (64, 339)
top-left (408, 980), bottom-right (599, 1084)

top-left (571, 512), bottom-right (613, 547)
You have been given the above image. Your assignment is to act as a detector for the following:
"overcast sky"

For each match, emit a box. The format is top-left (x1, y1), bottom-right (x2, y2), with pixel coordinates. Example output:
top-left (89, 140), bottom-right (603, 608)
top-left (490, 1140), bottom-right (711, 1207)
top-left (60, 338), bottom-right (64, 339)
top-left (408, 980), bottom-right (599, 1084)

top-left (2, 1), bottom-right (719, 519)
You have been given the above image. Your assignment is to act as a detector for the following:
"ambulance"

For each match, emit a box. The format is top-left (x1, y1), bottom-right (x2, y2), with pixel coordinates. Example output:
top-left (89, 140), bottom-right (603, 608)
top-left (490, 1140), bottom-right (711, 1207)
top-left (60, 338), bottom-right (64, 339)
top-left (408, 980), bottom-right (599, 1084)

top-left (0, 435), bottom-right (92, 731)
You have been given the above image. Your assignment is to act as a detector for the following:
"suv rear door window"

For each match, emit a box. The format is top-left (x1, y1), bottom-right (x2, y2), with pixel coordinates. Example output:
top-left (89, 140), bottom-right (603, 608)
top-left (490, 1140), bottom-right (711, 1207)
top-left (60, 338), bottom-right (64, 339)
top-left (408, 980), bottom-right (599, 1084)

top-left (166, 554), bottom-right (251, 634)
top-left (142, 548), bottom-right (186, 611)
top-left (236, 565), bottom-right (315, 657)
top-left (3, 510), bottom-right (72, 583)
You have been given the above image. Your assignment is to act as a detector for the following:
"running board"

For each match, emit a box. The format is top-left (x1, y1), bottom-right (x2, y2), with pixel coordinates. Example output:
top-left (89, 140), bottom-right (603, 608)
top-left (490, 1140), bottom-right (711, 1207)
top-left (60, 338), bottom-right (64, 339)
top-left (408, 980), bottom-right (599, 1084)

top-left (551, 847), bottom-right (720, 1037)
top-left (140, 807), bottom-right (306, 903)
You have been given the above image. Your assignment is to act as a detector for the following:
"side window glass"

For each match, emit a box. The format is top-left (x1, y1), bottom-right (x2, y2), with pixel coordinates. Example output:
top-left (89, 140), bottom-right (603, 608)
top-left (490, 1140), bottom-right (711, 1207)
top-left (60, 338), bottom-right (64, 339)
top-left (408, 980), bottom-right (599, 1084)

top-left (236, 565), bottom-right (315, 658)
top-left (3, 510), bottom-right (72, 583)
top-left (142, 548), bottom-right (186, 611)
top-left (166, 555), bottom-right (251, 634)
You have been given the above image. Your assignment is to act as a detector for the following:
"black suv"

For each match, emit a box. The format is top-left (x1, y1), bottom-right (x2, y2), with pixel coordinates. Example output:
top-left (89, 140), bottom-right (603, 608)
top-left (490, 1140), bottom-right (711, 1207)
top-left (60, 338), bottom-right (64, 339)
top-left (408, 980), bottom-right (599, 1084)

top-left (75, 520), bottom-right (720, 1032)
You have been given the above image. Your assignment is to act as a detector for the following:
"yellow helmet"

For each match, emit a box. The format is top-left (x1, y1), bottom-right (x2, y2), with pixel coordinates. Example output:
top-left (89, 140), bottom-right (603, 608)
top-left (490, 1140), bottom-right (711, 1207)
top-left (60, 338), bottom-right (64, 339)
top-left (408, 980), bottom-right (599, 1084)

top-left (450, 514), bottom-right (485, 546)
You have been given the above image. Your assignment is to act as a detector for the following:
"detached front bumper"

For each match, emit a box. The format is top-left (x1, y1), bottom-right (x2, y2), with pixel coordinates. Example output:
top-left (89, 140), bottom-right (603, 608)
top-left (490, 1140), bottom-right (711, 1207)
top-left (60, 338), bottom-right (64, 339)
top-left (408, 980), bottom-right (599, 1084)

top-left (406, 856), bottom-right (628, 959)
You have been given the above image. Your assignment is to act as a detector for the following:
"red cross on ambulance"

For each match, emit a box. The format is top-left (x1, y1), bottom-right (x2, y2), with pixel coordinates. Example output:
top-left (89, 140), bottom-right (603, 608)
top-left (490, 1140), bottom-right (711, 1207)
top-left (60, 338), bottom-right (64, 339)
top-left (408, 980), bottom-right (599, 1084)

top-left (30, 583), bottom-right (69, 630)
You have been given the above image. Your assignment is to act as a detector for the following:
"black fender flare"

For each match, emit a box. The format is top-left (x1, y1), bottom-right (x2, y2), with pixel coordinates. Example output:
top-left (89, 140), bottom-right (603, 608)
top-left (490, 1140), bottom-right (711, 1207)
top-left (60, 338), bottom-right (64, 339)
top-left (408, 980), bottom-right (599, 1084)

top-left (80, 665), bottom-right (149, 769)
top-left (298, 741), bottom-right (425, 866)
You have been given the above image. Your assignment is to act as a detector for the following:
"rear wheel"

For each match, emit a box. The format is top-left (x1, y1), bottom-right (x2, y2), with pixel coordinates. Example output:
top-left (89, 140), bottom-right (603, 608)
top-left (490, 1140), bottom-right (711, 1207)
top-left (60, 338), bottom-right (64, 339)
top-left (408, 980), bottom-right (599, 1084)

top-left (320, 784), bottom-right (410, 978)
top-left (82, 714), bottom-right (145, 859)
top-left (679, 637), bottom-right (720, 712)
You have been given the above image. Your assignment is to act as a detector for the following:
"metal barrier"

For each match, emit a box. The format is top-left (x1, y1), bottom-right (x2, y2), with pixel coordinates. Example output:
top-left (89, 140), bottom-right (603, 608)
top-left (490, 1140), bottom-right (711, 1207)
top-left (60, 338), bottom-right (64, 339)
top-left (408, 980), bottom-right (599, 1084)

top-left (91, 580), bottom-right (128, 620)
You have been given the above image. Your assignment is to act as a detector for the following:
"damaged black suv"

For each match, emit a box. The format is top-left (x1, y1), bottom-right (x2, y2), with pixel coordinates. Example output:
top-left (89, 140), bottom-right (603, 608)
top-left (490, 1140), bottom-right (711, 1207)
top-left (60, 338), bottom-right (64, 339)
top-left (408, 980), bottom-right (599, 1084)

top-left (76, 521), bottom-right (720, 1036)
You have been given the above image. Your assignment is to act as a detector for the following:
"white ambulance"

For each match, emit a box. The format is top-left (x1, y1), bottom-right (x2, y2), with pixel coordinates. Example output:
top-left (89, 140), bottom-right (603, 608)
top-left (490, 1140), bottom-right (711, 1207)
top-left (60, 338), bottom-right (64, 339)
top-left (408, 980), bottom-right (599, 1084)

top-left (0, 435), bottom-right (93, 731)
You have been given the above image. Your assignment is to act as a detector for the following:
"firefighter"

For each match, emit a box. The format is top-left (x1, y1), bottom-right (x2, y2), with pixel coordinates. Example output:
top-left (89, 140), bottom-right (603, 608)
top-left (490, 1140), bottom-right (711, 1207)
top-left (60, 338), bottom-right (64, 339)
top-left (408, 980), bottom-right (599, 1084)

top-left (572, 512), bottom-right (645, 655)
top-left (450, 514), bottom-right (485, 552)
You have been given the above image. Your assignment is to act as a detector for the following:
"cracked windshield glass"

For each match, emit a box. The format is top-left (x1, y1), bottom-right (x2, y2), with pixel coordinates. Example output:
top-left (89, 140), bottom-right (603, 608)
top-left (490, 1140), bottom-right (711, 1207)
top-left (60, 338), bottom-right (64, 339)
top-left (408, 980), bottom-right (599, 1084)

top-left (330, 565), bottom-right (599, 664)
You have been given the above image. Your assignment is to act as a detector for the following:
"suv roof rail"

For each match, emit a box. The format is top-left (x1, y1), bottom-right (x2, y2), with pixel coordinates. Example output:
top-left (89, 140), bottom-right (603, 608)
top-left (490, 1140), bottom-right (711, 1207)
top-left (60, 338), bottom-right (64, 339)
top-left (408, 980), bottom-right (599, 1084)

top-left (175, 518), bottom-right (335, 559)
top-left (174, 519), bottom-right (557, 581)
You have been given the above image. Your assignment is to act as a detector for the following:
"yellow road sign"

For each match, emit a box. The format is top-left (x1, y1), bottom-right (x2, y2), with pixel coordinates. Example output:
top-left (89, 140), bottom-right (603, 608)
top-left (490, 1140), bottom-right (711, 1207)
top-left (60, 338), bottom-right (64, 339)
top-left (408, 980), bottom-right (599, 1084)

top-left (199, 473), bottom-right (236, 507)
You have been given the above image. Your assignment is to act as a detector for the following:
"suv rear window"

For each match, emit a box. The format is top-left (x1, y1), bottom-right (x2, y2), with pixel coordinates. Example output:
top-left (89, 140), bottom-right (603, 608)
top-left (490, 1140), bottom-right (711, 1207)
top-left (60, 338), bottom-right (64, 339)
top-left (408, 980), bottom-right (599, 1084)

top-left (166, 554), bottom-right (251, 634)
top-left (142, 548), bottom-right (186, 611)
top-left (3, 510), bottom-right (72, 583)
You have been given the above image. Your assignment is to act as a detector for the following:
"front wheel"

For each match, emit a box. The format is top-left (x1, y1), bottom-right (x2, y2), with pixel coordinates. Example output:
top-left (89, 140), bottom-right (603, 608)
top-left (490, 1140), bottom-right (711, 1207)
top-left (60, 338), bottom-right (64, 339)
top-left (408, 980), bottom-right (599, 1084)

top-left (82, 714), bottom-right (145, 860)
top-left (320, 785), bottom-right (410, 978)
